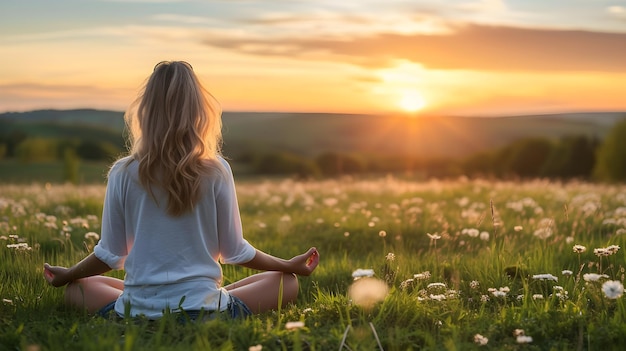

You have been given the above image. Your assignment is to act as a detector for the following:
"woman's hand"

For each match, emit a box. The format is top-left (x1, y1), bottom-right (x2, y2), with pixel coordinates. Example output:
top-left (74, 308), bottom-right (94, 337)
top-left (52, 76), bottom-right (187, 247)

top-left (43, 263), bottom-right (72, 287)
top-left (288, 247), bottom-right (319, 276)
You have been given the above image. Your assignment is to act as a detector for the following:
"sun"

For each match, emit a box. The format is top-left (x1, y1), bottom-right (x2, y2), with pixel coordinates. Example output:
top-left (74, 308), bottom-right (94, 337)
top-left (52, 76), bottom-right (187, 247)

top-left (399, 91), bottom-right (427, 113)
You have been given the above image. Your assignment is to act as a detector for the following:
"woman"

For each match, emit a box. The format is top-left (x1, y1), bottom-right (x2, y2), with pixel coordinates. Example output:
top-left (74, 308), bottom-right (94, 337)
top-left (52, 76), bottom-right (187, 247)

top-left (43, 61), bottom-right (319, 319)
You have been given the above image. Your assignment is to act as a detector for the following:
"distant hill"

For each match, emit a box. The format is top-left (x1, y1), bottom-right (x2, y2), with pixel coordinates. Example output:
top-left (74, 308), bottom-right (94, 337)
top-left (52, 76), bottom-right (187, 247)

top-left (1, 109), bottom-right (624, 159)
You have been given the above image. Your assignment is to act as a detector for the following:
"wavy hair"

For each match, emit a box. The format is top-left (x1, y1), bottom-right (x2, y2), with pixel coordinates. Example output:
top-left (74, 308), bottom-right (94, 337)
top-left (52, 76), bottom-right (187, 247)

top-left (124, 61), bottom-right (223, 216)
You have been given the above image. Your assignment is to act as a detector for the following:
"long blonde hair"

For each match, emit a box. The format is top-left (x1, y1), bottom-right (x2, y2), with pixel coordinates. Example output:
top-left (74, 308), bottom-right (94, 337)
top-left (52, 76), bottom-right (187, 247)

top-left (124, 61), bottom-right (222, 216)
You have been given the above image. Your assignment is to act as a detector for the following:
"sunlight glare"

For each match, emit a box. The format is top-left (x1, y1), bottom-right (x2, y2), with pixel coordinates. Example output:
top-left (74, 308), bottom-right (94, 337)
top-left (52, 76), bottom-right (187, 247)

top-left (399, 91), bottom-right (427, 113)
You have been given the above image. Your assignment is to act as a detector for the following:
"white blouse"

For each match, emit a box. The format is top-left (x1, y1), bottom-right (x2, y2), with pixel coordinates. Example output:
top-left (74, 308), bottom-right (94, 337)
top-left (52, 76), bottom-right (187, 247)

top-left (94, 156), bottom-right (256, 318)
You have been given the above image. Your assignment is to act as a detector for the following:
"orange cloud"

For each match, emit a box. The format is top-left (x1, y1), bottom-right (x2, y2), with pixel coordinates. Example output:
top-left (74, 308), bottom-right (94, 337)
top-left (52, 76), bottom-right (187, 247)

top-left (203, 24), bottom-right (626, 72)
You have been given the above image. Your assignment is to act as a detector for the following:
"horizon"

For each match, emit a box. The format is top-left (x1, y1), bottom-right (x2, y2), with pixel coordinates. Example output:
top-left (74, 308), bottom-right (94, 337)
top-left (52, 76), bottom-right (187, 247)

top-left (2, 1), bottom-right (626, 116)
top-left (2, 107), bottom-right (625, 120)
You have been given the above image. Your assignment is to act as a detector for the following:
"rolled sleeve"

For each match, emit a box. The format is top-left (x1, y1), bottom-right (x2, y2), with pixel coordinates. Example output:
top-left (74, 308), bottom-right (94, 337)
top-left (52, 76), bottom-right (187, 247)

top-left (94, 243), bottom-right (126, 270)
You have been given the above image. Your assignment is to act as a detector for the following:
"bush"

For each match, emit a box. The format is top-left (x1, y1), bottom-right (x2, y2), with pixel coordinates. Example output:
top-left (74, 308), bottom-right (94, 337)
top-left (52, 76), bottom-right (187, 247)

top-left (315, 152), bottom-right (364, 176)
top-left (253, 152), bottom-right (319, 178)
top-left (594, 118), bottom-right (626, 182)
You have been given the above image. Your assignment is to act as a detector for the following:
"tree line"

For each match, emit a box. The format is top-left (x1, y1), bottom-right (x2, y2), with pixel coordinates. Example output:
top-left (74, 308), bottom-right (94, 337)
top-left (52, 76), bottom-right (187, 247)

top-left (235, 118), bottom-right (626, 182)
top-left (1, 118), bottom-right (625, 182)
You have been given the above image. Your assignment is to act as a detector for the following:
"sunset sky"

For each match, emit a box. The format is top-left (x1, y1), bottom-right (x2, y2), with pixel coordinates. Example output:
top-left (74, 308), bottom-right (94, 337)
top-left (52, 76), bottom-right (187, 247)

top-left (1, 0), bottom-right (626, 116)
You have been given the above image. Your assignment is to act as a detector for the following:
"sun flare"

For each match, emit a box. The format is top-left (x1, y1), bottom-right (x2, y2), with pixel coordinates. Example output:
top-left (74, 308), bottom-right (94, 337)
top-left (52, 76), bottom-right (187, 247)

top-left (399, 91), bottom-right (427, 113)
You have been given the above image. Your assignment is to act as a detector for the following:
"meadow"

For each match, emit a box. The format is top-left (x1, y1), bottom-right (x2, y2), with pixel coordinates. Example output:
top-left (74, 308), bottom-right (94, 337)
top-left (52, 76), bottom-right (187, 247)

top-left (1, 176), bottom-right (626, 350)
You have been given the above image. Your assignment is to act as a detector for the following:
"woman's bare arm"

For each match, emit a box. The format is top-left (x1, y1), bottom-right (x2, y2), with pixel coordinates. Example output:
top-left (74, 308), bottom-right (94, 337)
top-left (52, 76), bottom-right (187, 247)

top-left (44, 253), bottom-right (112, 287)
top-left (239, 247), bottom-right (319, 276)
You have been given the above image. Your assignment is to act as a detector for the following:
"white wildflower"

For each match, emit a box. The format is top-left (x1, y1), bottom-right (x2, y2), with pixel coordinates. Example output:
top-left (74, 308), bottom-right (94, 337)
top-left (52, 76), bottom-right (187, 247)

top-left (427, 233), bottom-right (441, 240)
top-left (414, 271), bottom-right (431, 280)
top-left (532, 273), bottom-right (558, 282)
top-left (583, 273), bottom-right (609, 282)
top-left (285, 321), bottom-right (305, 330)
top-left (474, 334), bottom-right (488, 346)
top-left (352, 269), bottom-right (375, 279)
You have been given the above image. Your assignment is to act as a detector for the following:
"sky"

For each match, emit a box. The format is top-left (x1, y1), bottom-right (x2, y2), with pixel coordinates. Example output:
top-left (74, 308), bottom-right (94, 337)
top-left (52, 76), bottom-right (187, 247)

top-left (1, 0), bottom-right (626, 116)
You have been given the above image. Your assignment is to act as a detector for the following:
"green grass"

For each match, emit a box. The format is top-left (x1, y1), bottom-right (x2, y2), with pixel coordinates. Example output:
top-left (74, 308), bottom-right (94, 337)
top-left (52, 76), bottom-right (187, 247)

top-left (0, 160), bottom-right (110, 184)
top-left (1, 178), bottom-right (626, 350)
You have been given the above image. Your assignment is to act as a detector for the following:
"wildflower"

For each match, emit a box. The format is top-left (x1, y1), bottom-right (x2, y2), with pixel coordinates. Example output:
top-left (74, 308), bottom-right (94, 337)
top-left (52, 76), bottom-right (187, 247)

top-left (385, 252), bottom-right (395, 261)
top-left (249, 345), bottom-right (263, 351)
top-left (470, 280), bottom-right (480, 289)
top-left (7, 243), bottom-right (31, 251)
top-left (427, 282), bottom-right (446, 289)
top-left (84, 232), bottom-right (100, 240)
top-left (594, 248), bottom-right (610, 257)
top-left (414, 271), bottom-right (431, 280)
top-left (490, 286), bottom-right (509, 298)
top-left (400, 279), bottom-right (414, 290)
top-left (562, 270), bottom-right (573, 276)
top-left (533, 227), bottom-right (553, 240)
top-left (602, 280), bottom-right (625, 299)
top-left (532, 273), bottom-right (558, 282)
top-left (607, 245), bottom-right (621, 254)
top-left (2, 298), bottom-right (13, 305)
top-left (465, 228), bottom-right (479, 237)
top-left (532, 294), bottom-right (544, 300)
top-left (302, 308), bottom-right (313, 313)
top-left (513, 329), bottom-right (525, 337)
top-left (480, 295), bottom-right (490, 302)
top-left (491, 291), bottom-right (507, 298)
top-left (573, 245), bottom-right (586, 253)
top-left (474, 334), bottom-right (489, 346)
top-left (516, 335), bottom-right (533, 343)
top-left (285, 321), bottom-right (305, 330)
top-left (479, 231), bottom-right (490, 241)
top-left (427, 233), bottom-right (441, 240)
top-left (583, 273), bottom-right (609, 282)
top-left (352, 269), bottom-right (375, 279)
top-left (429, 294), bottom-right (446, 301)
top-left (514, 225), bottom-right (523, 232)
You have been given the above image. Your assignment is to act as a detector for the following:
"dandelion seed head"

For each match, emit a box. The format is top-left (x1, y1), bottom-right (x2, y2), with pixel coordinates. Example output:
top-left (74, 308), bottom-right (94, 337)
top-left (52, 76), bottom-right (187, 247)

top-left (84, 232), bottom-right (99, 240)
top-left (602, 280), bottom-right (624, 299)
top-left (479, 231), bottom-right (490, 241)
top-left (379, 230), bottom-right (387, 237)
top-left (348, 277), bottom-right (389, 309)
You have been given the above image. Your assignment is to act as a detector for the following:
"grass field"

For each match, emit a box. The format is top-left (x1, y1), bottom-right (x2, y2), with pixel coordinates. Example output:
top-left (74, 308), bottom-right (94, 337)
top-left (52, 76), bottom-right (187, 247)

top-left (1, 177), bottom-right (626, 350)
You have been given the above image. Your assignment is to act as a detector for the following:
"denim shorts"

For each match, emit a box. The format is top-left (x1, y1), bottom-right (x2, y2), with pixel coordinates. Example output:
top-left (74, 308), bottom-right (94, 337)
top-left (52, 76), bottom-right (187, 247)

top-left (97, 294), bottom-right (252, 321)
